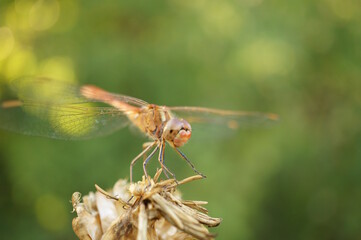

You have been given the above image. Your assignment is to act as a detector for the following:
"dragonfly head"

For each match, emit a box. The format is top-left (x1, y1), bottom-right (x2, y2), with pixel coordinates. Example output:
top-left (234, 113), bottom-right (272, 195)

top-left (163, 118), bottom-right (191, 148)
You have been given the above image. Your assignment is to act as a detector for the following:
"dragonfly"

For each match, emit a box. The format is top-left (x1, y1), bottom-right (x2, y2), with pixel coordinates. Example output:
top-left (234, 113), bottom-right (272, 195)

top-left (0, 77), bottom-right (279, 182)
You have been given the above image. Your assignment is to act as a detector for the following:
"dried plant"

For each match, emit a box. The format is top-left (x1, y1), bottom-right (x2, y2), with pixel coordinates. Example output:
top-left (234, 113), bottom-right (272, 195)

top-left (71, 169), bottom-right (221, 240)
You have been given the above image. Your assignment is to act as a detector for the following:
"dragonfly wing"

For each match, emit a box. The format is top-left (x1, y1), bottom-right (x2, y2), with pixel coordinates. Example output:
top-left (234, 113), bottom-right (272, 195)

top-left (0, 101), bottom-right (130, 140)
top-left (0, 77), bottom-right (149, 139)
top-left (10, 77), bottom-right (149, 107)
top-left (167, 106), bottom-right (279, 129)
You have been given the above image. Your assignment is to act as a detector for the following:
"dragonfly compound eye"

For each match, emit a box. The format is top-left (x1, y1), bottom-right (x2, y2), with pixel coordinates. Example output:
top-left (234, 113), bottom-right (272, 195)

top-left (163, 118), bottom-right (191, 147)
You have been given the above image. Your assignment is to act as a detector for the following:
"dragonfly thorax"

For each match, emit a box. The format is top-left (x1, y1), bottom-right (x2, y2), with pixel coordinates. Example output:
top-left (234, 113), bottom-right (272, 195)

top-left (162, 118), bottom-right (192, 148)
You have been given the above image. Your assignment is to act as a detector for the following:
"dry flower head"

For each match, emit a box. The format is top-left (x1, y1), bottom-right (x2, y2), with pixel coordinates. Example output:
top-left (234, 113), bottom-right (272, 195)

top-left (72, 169), bottom-right (221, 240)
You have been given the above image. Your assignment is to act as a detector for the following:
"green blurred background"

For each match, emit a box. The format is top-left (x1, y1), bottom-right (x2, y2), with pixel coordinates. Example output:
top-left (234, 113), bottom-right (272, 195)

top-left (0, 0), bottom-right (360, 239)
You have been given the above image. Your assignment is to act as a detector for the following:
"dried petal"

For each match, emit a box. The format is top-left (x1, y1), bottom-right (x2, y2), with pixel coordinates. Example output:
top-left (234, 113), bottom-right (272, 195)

top-left (137, 203), bottom-right (147, 240)
top-left (71, 193), bottom-right (102, 240)
top-left (95, 191), bottom-right (118, 232)
top-left (72, 171), bottom-right (221, 240)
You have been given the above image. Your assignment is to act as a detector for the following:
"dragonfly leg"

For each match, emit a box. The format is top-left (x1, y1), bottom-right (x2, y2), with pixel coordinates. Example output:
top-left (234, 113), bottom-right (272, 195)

top-left (158, 142), bottom-right (169, 179)
top-left (130, 141), bottom-right (156, 182)
top-left (143, 146), bottom-right (159, 181)
top-left (174, 148), bottom-right (206, 178)
top-left (158, 141), bottom-right (177, 181)
top-left (142, 141), bottom-right (154, 161)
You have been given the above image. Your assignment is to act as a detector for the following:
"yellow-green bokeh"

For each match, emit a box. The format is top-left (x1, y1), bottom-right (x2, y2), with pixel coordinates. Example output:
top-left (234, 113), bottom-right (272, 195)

top-left (0, 0), bottom-right (360, 239)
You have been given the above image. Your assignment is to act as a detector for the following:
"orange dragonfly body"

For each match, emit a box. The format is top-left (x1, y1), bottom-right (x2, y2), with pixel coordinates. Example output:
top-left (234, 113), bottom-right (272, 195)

top-left (0, 77), bottom-right (278, 182)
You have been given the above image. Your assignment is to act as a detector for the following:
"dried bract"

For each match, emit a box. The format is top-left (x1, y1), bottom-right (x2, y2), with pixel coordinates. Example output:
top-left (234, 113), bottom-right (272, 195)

top-left (72, 170), bottom-right (221, 240)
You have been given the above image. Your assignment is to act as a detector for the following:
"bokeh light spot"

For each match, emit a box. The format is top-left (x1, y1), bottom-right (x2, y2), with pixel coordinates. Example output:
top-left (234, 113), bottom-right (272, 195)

top-left (38, 57), bottom-right (76, 82)
top-left (237, 39), bottom-right (295, 79)
top-left (35, 194), bottom-right (68, 232)
top-left (0, 27), bottom-right (15, 61)
top-left (6, 1), bottom-right (32, 30)
top-left (15, 0), bottom-right (35, 13)
top-left (3, 47), bottom-right (37, 80)
top-left (201, 2), bottom-right (242, 37)
top-left (29, 0), bottom-right (60, 31)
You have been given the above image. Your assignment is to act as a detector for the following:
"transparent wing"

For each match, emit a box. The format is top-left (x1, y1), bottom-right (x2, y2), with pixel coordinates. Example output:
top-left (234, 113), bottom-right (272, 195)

top-left (10, 76), bottom-right (149, 106)
top-left (167, 106), bottom-right (279, 129)
top-left (0, 101), bottom-right (131, 140)
top-left (0, 77), bottom-right (149, 140)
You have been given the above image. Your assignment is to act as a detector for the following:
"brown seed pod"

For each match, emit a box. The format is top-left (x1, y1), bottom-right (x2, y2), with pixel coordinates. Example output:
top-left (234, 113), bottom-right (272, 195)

top-left (72, 169), bottom-right (221, 240)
